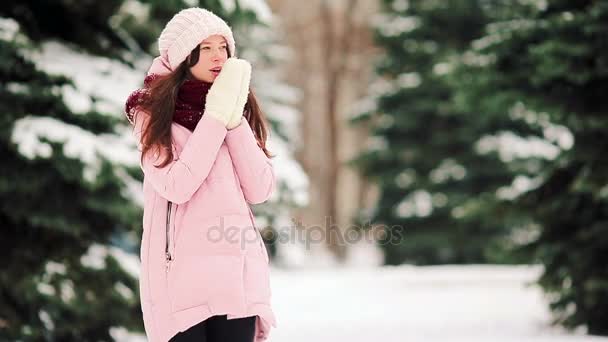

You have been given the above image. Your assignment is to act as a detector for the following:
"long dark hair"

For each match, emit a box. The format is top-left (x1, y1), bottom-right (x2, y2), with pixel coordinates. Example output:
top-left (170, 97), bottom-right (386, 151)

top-left (135, 45), bottom-right (273, 168)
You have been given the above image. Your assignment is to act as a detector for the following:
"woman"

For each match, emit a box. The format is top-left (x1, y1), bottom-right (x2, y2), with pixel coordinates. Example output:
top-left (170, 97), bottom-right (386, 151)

top-left (124, 7), bottom-right (277, 342)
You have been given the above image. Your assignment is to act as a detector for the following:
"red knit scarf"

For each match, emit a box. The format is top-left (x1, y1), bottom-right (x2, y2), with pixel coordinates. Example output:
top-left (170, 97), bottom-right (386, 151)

top-left (125, 73), bottom-right (213, 131)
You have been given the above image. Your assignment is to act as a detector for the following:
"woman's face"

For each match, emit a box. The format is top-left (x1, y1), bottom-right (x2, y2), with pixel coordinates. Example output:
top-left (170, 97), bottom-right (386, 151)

top-left (189, 34), bottom-right (229, 82)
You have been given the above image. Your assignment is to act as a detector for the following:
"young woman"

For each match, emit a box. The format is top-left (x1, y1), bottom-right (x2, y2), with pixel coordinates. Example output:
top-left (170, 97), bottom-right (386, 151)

top-left (124, 7), bottom-right (277, 342)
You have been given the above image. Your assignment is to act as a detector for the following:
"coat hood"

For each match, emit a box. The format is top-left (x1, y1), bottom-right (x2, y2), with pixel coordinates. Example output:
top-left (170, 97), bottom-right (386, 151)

top-left (147, 55), bottom-right (173, 76)
top-left (124, 56), bottom-right (174, 125)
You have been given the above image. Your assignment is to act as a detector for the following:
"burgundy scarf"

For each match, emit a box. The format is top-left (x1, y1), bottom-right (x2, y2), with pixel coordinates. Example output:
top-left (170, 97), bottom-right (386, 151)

top-left (125, 73), bottom-right (213, 131)
top-left (173, 76), bottom-right (213, 131)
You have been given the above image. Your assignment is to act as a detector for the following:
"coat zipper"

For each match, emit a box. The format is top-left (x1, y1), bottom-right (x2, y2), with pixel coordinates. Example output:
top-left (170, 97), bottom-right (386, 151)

top-left (165, 201), bottom-right (173, 273)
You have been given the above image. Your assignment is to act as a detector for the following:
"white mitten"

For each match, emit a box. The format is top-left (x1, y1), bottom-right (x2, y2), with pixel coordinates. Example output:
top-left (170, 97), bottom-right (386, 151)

top-left (226, 59), bottom-right (251, 130)
top-left (204, 58), bottom-right (251, 127)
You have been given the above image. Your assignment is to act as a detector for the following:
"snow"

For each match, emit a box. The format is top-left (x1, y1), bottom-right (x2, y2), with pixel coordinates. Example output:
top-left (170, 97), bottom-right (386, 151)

top-left (395, 189), bottom-right (433, 218)
top-left (473, 19), bottom-right (537, 52)
top-left (476, 101), bottom-right (573, 165)
top-left (31, 40), bottom-right (147, 116)
top-left (109, 245), bottom-right (141, 279)
top-left (80, 243), bottom-right (140, 279)
top-left (509, 102), bottom-right (573, 150)
top-left (395, 169), bottom-right (416, 188)
top-left (116, 0), bottom-right (150, 22)
top-left (45, 261), bottom-right (67, 275)
top-left (111, 327), bottom-right (147, 342)
top-left (114, 281), bottom-right (135, 300)
top-left (347, 77), bottom-right (395, 121)
top-left (433, 62), bottom-right (452, 75)
top-left (392, 0), bottom-right (410, 12)
top-left (461, 50), bottom-right (496, 67)
top-left (38, 310), bottom-right (54, 331)
top-left (36, 282), bottom-right (55, 297)
top-left (267, 264), bottom-right (606, 342)
top-left (37, 263), bottom-right (76, 303)
top-left (520, 0), bottom-right (548, 11)
top-left (220, 0), bottom-right (274, 24)
top-left (472, 32), bottom-right (505, 51)
top-left (367, 135), bottom-right (389, 151)
top-left (11, 115), bottom-right (140, 183)
top-left (80, 244), bottom-right (109, 270)
top-left (430, 158), bottom-right (467, 183)
top-left (220, 0), bottom-right (237, 12)
top-left (497, 175), bottom-right (544, 200)
top-left (0, 17), bottom-right (20, 41)
top-left (239, 0), bottom-right (273, 24)
top-left (60, 280), bottom-right (76, 302)
top-left (115, 168), bottom-right (145, 207)
top-left (371, 14), bottom-right (420, 37)
top-left (397, 71), bottom-right (422, 88)
top-left (475, 131), bottom-right (561, 162)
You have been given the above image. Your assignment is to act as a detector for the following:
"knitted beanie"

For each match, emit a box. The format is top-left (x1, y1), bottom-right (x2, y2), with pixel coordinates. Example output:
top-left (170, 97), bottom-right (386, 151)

top-left (158, 7), bottom-right (237, 71)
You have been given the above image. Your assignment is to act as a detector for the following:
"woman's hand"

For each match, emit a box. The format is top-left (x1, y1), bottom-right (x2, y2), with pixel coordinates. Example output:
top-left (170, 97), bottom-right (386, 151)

top-left (204, 57), bottom-right (251, 129)
top-left (226, 59), bottom-right (251, 130)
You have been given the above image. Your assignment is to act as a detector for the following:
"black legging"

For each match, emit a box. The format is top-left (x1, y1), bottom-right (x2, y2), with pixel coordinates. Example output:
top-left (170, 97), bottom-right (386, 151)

top-left (169, 314), bottom-right (256, 342)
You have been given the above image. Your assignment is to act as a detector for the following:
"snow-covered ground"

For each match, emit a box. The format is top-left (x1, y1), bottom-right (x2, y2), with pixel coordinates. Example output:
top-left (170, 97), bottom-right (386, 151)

top-left (267, 264), bottom-right (607, 342)
top-left (112, 263), bottom-right (607, 342)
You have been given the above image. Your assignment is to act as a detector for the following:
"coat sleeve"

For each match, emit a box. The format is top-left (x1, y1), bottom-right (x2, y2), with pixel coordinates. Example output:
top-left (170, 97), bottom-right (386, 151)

top-left (224, 117), bottom-right (275, 204)
top-left (132, 111), bottom-right (228, 204)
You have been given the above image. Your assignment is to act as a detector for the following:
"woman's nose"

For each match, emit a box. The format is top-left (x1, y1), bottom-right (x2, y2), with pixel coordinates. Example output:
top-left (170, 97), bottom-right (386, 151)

top-left (212, 48), bottom-right (225, 60)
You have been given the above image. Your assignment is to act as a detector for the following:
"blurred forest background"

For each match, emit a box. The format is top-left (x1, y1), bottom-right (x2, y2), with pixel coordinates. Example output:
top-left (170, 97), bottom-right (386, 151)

top-left (0, 0), bottom-right (606, 340)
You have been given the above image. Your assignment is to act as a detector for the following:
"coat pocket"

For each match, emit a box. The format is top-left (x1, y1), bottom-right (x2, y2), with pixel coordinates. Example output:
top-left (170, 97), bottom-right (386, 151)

top-left (167, 254), bottom-right (243, 313)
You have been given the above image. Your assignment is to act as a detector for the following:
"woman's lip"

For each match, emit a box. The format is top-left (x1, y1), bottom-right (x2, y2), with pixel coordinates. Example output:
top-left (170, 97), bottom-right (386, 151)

top-left (211, 70), bottom-right (220, 76)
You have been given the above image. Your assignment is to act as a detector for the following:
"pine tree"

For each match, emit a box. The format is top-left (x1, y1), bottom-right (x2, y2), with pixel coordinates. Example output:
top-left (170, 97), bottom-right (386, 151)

top-left (451, 0), bottom-right (608, 335)
top-left (0, 1), bottom-right (144, 340)
top-left (350, 0), bottom-right (522, 265)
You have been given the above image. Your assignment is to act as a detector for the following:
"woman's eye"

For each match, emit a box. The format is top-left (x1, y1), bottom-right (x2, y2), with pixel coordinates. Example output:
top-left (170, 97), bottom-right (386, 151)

top-left (200, 46), bottom-right (226, 51)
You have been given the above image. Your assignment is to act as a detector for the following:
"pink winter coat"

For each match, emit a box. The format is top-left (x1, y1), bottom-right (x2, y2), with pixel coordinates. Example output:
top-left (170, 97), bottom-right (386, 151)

top-left (129, 57), bottom-right (277, 342)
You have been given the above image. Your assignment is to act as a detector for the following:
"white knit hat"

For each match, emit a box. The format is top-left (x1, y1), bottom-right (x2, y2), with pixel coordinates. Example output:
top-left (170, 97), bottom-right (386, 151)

top-left (158, 7), bottom-right (237, 71)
